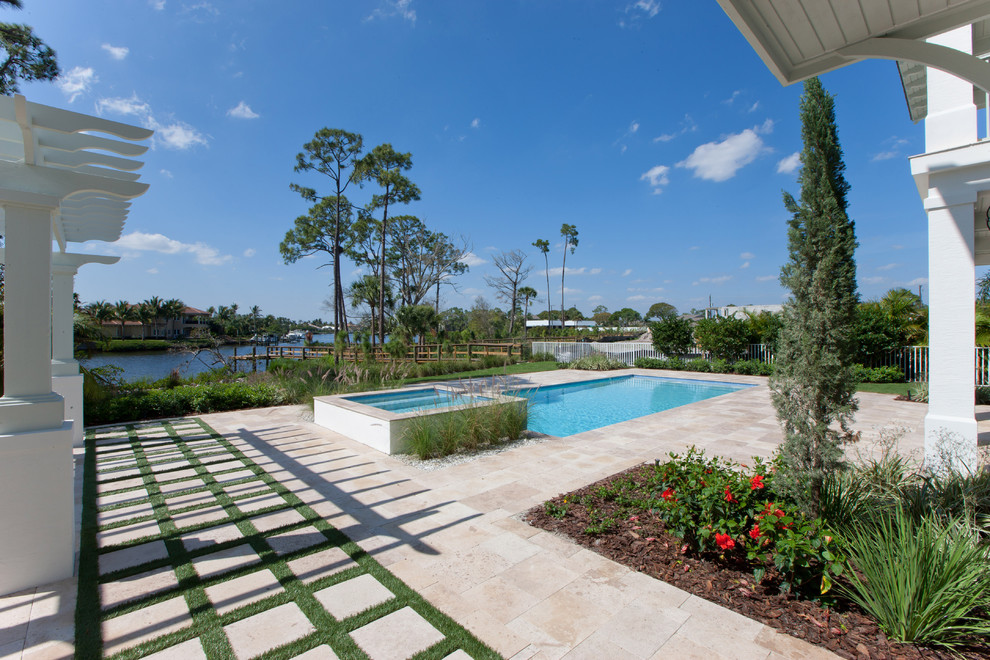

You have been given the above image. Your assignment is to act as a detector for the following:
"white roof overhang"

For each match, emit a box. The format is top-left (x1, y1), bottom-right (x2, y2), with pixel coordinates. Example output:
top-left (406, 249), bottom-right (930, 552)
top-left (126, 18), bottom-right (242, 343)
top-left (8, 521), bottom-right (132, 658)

top-left (717, 1), bottom-right (990, 121)
top-left (0, 94), bottom-right (152, 248)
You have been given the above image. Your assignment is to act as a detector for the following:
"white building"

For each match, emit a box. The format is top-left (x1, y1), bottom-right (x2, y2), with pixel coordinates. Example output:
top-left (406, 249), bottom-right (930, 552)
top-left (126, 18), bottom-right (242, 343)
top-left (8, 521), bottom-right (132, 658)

top-left (719, 0), bottom-right (990, 471)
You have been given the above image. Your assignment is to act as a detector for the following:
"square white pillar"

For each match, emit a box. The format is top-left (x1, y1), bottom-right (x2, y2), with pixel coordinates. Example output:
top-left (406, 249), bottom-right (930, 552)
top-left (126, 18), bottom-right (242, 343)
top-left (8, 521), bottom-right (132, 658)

top-left (924, 192), bottom-right (978, 472)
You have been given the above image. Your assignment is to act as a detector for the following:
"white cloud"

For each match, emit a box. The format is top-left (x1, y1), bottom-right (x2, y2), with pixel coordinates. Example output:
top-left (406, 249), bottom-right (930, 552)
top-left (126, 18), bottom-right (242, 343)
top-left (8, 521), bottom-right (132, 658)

top-left (470, 117), bottom-right (481, 129)
top-left (227, 101), bottom-right (259, 119)
top-left (96, 93), bottom-right (151, 117)
top-left (640, 164), bottom-right (670, 194)
top-left (589, 268), bottom-right (602, 275)
top-left (619, 0), bottom-right (660, 27)
top-left (183, 2), bottom-right (219, 18)
top-left (147, 267), bottom-right (159, 274)
top-left (723, 90), bottom-right (742, 105)
top-left (693, 275), bottom-right (732, 286)
top-left (628, 295), bottom-right (648, 301)
top-left (677, 125), bottom-right (769, 182)
top-left (243, 248), bottom-right (256, 258)
top-left (872, 151), bottom-right (898, 162)
top-left (367, 0), bottom-right (416, 23)
top-left (653, 114), bottom-right (697, 143)
top-left (748, 101), bottom-right (760, 113)
top-left (150, 0), bottom-right (165, 9)
top-left (740, 261), bottom-right (750, 269)
top-left (756, 118), bottom-right (774, 134)
top-left (545, 266), bottom-right (598, 277)
top-left (460, 252), bottom-right (486, 267)
top-left (689, 246), bottom-right (700, 251)
top-left (628, 120), bottom-right (639, 133)
top-left (588, 295), bottom-right (603, 302)
top-left (562, 287), bottom-right (582, 294)
top-left (96, 94), bottom-right (208, 150)
top-left (622, 268), bottom-right (632, 277)
top-left (877, 263), bottom-right (898, 271)
top-left (630, 0), bottom-right (660, 17)
top-left (160, 169), bottom-right (173, 178)
top-left (101, 43), bottom-right (129, 60)
top-left (755, 275), bottom-right (776, 282)
top-left (862, 276), bottom-right (885, 285)
top-left (105, 231), bottom-right (232, 265)
top-left (740, 252), bottom-right (755, 259)
top-left (57, 66), bottom-right (97, 103)
top-left (907, 277), bottom-right (928, 287)
top-left (777, 152), bottom-right (800, 174)
top-left (155, 121), bottom-right (208, 150)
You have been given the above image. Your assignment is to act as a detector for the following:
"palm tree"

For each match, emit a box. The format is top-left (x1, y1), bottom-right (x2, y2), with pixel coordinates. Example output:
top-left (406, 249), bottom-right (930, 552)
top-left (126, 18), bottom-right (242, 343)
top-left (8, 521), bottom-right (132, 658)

top-left (518, 286), bottom-right (538, 337)
top-left (533, 239), bottom-right (551, 333)
top-left (162, 299), bottom-right (185, 338)
top-left (137, 303), bottom-right (154, 339)
top-left (85, 301), bottom-right (115, 338)
top-left (880, 288), bottom-right (927, 345)
top-left (142, 296), bottom-right (164, 338)
top-left (249, 305), bottom-right (262, 336)
top-left (112, 300), bottom-right (134, 339)
top-left (559, 224), bottom-right (579, 332)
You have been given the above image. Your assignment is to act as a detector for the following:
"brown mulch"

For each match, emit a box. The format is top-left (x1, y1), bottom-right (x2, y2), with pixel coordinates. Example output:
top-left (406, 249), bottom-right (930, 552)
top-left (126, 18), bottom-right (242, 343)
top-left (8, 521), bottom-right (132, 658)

top-left (524, 464), bottom-right (989, 660)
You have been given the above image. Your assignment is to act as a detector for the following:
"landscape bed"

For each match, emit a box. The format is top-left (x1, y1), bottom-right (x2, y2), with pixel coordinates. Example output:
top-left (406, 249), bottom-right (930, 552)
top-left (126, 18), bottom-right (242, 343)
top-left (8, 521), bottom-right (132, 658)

top-left (526, 461), bottom-right (989, 660)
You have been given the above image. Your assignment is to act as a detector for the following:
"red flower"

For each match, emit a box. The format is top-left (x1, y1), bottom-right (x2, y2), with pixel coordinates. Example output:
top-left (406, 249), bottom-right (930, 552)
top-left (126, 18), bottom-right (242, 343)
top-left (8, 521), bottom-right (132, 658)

top-left (750, 474), bottom-right (765, 490)
top-left (724, 487), bottom-right (735, 502)
top-left (715, 533), bottom-right (735, 550)
top-left (773, 508), bottom-right (785, 519)
top-left (661, 488), bottom-right (675, 501)
top-left (749, 525), bottom-right (761, 540)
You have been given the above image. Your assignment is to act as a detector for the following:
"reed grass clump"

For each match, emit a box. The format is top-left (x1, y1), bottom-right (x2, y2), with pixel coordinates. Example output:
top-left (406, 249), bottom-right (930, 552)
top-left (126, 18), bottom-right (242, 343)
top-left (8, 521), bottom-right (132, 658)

top-left (403, 397), bottom-right (528, 459)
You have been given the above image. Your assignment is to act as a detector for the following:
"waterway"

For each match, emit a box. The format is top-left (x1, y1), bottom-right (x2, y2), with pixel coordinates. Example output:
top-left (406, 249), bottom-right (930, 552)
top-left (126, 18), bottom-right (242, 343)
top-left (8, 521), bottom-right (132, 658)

top-left (80, 333), bottom-right (341, 383)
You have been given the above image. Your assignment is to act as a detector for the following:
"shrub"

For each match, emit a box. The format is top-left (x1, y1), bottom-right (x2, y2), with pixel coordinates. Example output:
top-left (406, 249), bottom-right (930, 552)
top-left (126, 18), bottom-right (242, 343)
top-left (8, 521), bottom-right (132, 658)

top-left (568, 353), bottom-right (628, 370)
top-left (529, 351), bottom-right (556, 363)
top-left (85, 382), bottom-right (288, 425)
top-left (694, 315), bottom-right (750, 362)
top-left (650, 317), bottom-right (693, 358)
top-left (733, 359), bottom-right (773, 376)
top-left (683, 359), bottom-right (711, 373)
top-left (479, 354), bottom-right (515, 369)
top-left (103, 339), bottom-right (171, 352)
top-left (403, 398), bottom-right (528, 459)
top-left (647, 448), bottom-right (843, 595)
top-left (838, 507), bottom-right (990, 649)
top-left (709, 359), bottom-right (731, 374)
top-left (853, 364), bottom-right (905, 383)
top-left (633, 356), bottom-right (685, 371)
top-left (975, 386), bottom-right (990, 405)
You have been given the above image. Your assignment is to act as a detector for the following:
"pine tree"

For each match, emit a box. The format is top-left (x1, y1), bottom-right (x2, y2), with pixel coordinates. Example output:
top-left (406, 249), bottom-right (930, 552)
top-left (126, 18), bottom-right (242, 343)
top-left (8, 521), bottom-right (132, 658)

top-left (770, 77), bottom-right (859, 515)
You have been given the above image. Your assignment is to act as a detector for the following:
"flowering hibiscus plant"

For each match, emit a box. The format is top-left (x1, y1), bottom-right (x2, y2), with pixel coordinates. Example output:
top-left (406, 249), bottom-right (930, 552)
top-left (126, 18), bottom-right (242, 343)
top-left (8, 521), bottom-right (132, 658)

top-left (647, 447), bottom-right (844, 596)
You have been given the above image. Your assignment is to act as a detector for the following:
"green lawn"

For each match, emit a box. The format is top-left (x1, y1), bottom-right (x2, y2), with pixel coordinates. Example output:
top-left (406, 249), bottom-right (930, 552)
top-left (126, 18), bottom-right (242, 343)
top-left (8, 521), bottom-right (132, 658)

top-left (855, 382), bottom-right (917, 396)
top-left (399, 360), bottom-right (559, 385)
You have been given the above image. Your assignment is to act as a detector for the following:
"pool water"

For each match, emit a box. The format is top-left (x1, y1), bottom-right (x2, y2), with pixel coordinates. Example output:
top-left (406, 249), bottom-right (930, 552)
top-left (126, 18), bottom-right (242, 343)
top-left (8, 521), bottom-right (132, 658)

top-left (516, 375), bottom-right (751, 437)
top-left (344, 388), bottom-right (488, 414)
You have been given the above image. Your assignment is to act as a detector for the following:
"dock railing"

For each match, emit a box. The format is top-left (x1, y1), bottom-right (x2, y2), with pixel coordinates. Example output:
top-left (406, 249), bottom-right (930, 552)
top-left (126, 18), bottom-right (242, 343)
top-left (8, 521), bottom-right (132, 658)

top-left (234, 342), bottom-right (523, 365)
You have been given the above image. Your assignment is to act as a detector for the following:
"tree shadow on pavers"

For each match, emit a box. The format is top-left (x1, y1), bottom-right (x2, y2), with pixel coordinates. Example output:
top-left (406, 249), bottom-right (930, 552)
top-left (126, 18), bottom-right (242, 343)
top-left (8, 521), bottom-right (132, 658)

top-left (222, 425), bottom-right (484, 559)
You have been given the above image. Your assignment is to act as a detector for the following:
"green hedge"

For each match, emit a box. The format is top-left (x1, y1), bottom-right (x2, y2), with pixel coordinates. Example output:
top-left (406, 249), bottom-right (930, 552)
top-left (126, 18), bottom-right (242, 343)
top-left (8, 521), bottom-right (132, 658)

top-left (86, 382), bottom-right (288, 425)
top-left (634, 356), bottom-right (773, 377)
top-left (852, 365), bottom-right (905, 383)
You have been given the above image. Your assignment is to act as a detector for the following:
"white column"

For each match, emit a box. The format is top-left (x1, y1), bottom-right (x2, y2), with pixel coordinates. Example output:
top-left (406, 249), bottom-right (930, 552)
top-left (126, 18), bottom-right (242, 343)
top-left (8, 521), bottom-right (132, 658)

top-left (926, 26), bottom-right (977, 151)
top-left (51, 260), bottom-right (83, 447)
top-left (0, 195), bottom-right (64, 433)
top-left (925, 187), bottom-right (978, 472)
top-left (0, 193), bottom-right (74, 595)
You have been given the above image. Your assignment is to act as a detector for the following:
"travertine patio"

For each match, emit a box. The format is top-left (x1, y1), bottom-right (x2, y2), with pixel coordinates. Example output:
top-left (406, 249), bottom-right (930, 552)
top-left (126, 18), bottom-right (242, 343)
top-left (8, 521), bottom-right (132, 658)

top-left (3, 369), bottom-right (957, 659)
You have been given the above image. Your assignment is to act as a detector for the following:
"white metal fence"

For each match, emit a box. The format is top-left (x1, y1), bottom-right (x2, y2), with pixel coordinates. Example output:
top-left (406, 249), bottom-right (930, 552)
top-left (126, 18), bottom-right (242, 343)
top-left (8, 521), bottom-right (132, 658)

top-left (533, 342), bottom-right (990, 386)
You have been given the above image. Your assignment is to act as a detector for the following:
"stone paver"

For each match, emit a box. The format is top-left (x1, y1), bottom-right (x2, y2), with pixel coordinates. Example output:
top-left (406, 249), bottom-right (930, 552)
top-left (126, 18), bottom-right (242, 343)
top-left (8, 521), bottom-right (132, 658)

top-left (101, 595), bottom-right (192, 656)
top-left (349, 607), bottom-right (444, 660)
top-left (142, 637), bottom-right (208, 660)
top-left (100, 566), bottom-right (180, 610)
top-left (189, 543), bottom-right (260, 580)
top-left (99, 540), bottom-right (169, 575)
top-left (313, 574), bottom-right (394, 620)
top-left (223, 602), bottom-right (315, 659)
top-left (203, 568), bottom-right (283, 616)
top-left (286, 547), bottom-right (358, 584)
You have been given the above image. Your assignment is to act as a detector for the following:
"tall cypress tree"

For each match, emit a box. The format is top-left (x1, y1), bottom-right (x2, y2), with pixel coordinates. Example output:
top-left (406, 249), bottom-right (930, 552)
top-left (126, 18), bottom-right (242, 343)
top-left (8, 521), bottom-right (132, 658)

top-left (770, 77), bottom-right (859, 515)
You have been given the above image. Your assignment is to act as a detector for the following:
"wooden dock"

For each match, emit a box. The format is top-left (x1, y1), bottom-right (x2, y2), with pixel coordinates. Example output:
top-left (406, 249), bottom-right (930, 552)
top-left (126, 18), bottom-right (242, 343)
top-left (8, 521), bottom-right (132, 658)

top-left (231, 342), bottom-right (523, 365)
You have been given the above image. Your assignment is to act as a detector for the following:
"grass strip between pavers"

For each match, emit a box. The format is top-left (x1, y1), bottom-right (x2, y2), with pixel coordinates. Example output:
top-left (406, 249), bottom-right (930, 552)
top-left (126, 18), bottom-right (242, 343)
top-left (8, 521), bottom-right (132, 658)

top-left (77, 417), bottom-right (502, 660)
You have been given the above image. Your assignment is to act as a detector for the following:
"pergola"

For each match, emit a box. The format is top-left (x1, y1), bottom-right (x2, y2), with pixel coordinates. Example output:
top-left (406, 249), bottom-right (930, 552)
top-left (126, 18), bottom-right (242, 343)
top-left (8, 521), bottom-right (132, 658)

top-left (0, 94), bottom-right (151, 595)
top-left (717, 0), bottom-right (990, 472)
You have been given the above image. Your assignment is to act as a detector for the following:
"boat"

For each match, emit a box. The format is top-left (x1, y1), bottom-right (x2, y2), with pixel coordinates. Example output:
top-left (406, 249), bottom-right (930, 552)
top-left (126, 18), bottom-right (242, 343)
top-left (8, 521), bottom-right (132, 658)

top-left (284, 330), bottom-right (306, 342)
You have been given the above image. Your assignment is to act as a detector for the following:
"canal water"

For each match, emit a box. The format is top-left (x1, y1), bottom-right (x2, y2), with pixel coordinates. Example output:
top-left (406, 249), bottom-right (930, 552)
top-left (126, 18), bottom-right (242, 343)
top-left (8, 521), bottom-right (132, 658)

top-left (80, 333), bottom-right (341, 383)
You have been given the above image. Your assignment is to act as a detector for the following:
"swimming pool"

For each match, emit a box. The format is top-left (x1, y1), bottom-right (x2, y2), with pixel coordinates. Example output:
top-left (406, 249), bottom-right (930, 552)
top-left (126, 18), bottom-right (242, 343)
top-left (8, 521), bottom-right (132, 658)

top-left (344, 388), bottom-right (489, 413)
top-left (515, 375), bottom-right (752, 437)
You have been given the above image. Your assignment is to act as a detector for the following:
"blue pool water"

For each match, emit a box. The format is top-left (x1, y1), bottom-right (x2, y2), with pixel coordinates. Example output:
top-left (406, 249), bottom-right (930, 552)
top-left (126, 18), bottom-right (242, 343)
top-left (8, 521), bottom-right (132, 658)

top-left (516, 375), bottom-right (751, 437)
top-left (345, 388), bottom-right (488, 413)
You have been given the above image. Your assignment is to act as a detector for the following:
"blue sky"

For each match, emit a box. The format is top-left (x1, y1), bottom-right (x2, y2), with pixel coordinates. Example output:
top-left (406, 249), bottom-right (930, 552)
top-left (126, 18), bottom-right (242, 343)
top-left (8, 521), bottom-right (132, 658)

top-left (17, 0), bottom-right (934, 320)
